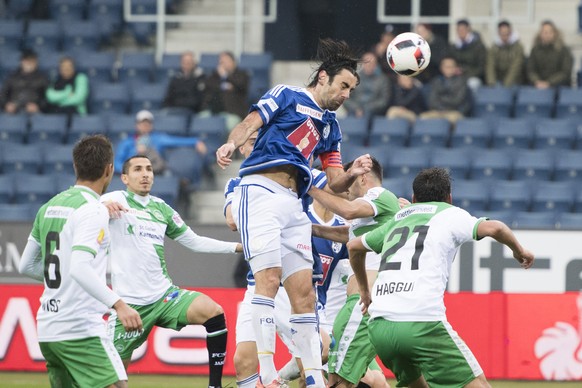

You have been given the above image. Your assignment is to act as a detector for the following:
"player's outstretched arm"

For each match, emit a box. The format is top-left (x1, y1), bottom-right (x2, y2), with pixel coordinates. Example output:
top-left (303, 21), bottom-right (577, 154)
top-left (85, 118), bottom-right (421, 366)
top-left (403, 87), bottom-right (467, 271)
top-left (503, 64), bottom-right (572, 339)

top-left (312, 224), bottom-right (350, 243)
top-left (308, 186), bottom-right (374, 220)
top-left (175, 228), bottom-right (241, 253)
top-left (347, 236), bottom-right (372, 313)
top-left (216, 111), bottom-right (263, 169)
top-left (477, 220), bottom-right (534, 269)
top-left (325, 153), bottom-right (372, 193)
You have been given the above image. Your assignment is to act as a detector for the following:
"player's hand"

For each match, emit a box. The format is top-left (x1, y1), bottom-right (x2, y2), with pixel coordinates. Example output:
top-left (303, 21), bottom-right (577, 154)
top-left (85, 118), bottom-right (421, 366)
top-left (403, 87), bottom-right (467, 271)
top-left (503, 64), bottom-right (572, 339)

top-left (104, 201), bottom-right (127, 219)
top-left (514, 249), bottom-right (534, 269)
top-left (113, 300), bottom-right (143, 332)
top-left (216, 142), bottom-right (236, 169)
top-left (235, 243), bottom-right (243, 253)
top-left (398, 197), bottom-right (411, 208)
top-left (359, 291), bottom-right (372, 315)
top-left (348, 154), bottom-right (372, 177)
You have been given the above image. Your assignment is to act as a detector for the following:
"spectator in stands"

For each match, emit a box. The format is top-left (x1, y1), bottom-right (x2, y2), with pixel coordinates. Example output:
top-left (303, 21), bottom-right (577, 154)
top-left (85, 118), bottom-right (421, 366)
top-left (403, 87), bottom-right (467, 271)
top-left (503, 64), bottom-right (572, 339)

top-left (162, 51), bottom-right (206, 113)
top-left (415, 23), bottom-right (449, 84)
top-left (46, 56), bottom-right (89, 116)
top-left (386, 74), bottom-right (426, 122)
top-left (0, 49), bottom-right (49, 114)
top-left (420, 56), bottom-right (471, 124)
top-left (342, 51), bottom-right (391, 121)
top-left (202, 51), bottom-right (249, 131)
top-left (449, 19), bottom-right (487, 90)
top-left (114, 110), bottom-right (207, 174)
top-left (527, 20), bottom-right (573, 88)
top-left (373, 25), bottom-right (396, 76)
top-left (486, 20), bottom-right (525, 87)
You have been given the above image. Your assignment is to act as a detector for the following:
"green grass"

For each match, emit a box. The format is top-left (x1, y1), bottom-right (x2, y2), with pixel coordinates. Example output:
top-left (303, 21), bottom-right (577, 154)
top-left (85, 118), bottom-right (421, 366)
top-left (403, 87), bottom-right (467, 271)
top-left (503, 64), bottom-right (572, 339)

top-left (0, 373), bottom-right (580, 388)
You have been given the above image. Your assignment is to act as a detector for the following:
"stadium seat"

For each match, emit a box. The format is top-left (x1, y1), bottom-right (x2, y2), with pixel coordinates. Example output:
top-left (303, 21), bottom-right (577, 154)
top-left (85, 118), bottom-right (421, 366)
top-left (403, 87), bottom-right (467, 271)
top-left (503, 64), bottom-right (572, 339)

top-left (554, 150), bottom-right (582, 182)
top-left (156, 53), bottom-right (182, 82)
top-left (555, 87), bottom-right (582, 120)
top-left (368, 117), bottom-right (410, 147)
top-left (0, 114), bottom-right (28, 143)
top-left (154, 115), bottom-right (189, 136)
top-left (5, 0), bottom-right (34, 19)
top-left (469, 149), bottom-right (513, 181)
top-left (43, 144), bottom-right (75, 175)
top-left (473, 86), bottom-right (514, 119)
top-left (24, 21), bottom-right (62, 52)
top-left (239, 52), bottom-right (273, 103)
top-left (150, 175), bottom-right (180, 207)
top-left (0, 175), bottom-right (14, 204)
top-left (557, 212), bottom-right (582, 230)
top-left (117, 52), bottom-right (155, 86)
top-left (384, 147), bottom-right (431, 180)
top-left (199, 53), bottom-right (220, 75)
top-left (491, 118), bottom-right (534, 149)
top-left (0, 203), bottom-right (35, 222)
top-left (514, 86), bottom-right (555, 119)
top-left (430, 147), bottom-right (472, 181)
top-left (90, 83), bottom-right (130, 115)
top-left (165, 147), bottom-right (206, 191)
top-left (382, 177), bottom-right (410, 199)
top-left (189, 115), bottom-right (228, 150)
top-left (337, 117), bottom-right (369, 146)
top-left (489, 180), bottom-right (532, 212)
top-left (450, 118), bottom-right (492, 149)
top-left (49, 0), bottom-right (86, 22)
top-left (533, 118), bottom-right (575, 150)
top-left (0, 20), bottom-right (24, 52)
top-left (1, 143), bottom-right (43, 174)
top-left (75, 52), bottom-right (115, 84)
top-left (108, 114), bottom-right (136, 144)
top-left (88, 0), bottom-right (124, 41)
top-left (126, 0), bottom-right (157, 45)
top-left (62, 21), bottom-right (101, 52)
top-left (37, 51), bottom-right (65, 82)
top-left (512, 149), bottom-right (554, 181)
top-left (107, 176), bottom-right (126, 193)
top-left (531, 181), bottom-right (574, 214)
top-left (452, 180), bottom-right (490, 213)
top-left (14, 174), bottom-right (58, 205)
top-left (512, 211), bottom-right (557, 230)
top-left (28, 114), bottom-right (68, 145)
top-left (340, 145), bottom-right (374, 169)
top-left (55, 173), bottom-right (77, 192)
top-left (473, 209), bottom-right (515, 226)
top-left (409, 118), bottom-right (451, 148)
top-left (68, 115), bottom-right (108, 144)
top-left (130, 83), bottom-right (166, 112)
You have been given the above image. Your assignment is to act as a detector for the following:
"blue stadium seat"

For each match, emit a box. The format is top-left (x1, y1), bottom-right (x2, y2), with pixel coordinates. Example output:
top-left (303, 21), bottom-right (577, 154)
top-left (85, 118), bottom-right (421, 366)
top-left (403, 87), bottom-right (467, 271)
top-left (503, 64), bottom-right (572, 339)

top-left (555, 87), bottom-right (582, 120)
top-left (514, 87), bottom-right (555, 119)
top-left (68, 115), bottom-right (108, 144)
top-left (90, 83), bottom-right (130, 115)
top-left (150, 175), bottom-right (180, 207)
top-left (5, 0), bottom-right (34, 19)
top-left (1, 143), bottom-right (42, 174)
top-left (38, 51), bottom-right (65, 82)
top-left (154, 115), bottom-right (189, 136)
top-left (473, 209), bottom-right (515, 226)
top-left (382, 177), bottom-right (409, 199)
top-left (0, 175), bottom-right (14, 204)
top-left (554, 150), bottom-right (582, 182)
top-left (49, 0), bottom-right (86, 22)
top-left (512, 211), bottom-right (557, 230)
top-left (469, 149), bottom-right (513, 181)
top-left (24, 21), bottom-right (62, 52)
top-left (43, 144), bottom-right (75, 175)
top-left (368, 117), bottom-right (410, 147)
top-left (511, 149), bottom-right (555, 181)
top-left (531, 181), bottom-right (574, 214)
top-left (165, 147), bottom-right (205, 191)
top-left (76, 52), bottom-right (116, 84)
top-left (108, 114), bottom-right (135, 144)
top-left (453, 180), bottom-right (490, 212)
top-left (0, 114), bottom-right (28, 143)
top-left (199, 53), bottom-right (220, 75)
top-left (450, 118), bottom-right (492, 149)
top-left (14, 174), bottom-right (58, 205)
top-left (339, 145), bottom-right (373, 169)
top-left (430, 148), bottom-right (472, 181)
top-left (156, 53), bottom-right (182, 82)
top-left (409, 118), bottom-right (451, 148)
top-left (557, 212), bottom-right (582, 230)
top-left (117, 52), bottom-right (155, 85)
top-left (489, 180), bottom-right (532, 212)
top-left (491, 118), bottom-right (534, 149)
top-left (384, 147), bottom-right (431, 180)
top-left (106, 176), bottom-right (126, 193)
top-left (55, 173), bottom-right (77, 192)
top-left (0, 48), bottom-right (21, 83)
top-left (88, 0), bottom-right (124, 41)
top-left (473, 86), bottom-right (514, 119)
top-left (0, 20), bottom-right (24, 51)
top-left (239, 52), bottom-right (273, 103)
top-left (130, 83), bottom-right (166, 112)
top-left (337, 117), bottom-right (369, 146)
top-left (189, 115), bottom-right (228, 149)
top-left (62, 21), bottom-right (101, 52)
top-left (28, 114), bottom-right (68, 144)
top-left (126, 0), bottom-right (157, 45)
top-left (533, 118), bottom-right (575, 150)
top-left (0, 204), bottom-right (35, 222)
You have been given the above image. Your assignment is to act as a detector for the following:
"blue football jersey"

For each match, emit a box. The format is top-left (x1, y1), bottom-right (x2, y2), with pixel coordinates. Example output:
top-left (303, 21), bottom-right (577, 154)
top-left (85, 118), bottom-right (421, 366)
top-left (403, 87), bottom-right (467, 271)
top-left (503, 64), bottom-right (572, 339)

top-left (241, 85), bottom-right (343, 197)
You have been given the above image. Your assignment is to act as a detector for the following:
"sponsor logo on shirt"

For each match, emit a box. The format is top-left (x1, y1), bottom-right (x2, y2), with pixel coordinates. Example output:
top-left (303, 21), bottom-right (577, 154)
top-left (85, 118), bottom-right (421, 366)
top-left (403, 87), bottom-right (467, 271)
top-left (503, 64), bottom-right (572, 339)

top-left (395, 205), bottom-right (437, 221)
top-left (287, 117), bottom-right (320, 159)
top-left (125, 223), bottom-right (135, 235)
top-left (296, 104), bottom-right (323, 120)
top-left (172, 212), bottom-right (184, 227)
top-left (296, 243), bottom-right (311, 251)
top-left (44, 206), bottom-right (74, 219)
top-left (127, 208), bottom-right (151, 219)
top-left (97, 229), bottom-right (105, 244)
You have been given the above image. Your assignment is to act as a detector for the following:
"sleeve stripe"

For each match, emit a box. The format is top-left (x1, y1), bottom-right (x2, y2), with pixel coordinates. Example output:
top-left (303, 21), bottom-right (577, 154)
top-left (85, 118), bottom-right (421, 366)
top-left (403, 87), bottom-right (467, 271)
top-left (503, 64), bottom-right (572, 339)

top-left (72, 246), bottom-right (97, 257)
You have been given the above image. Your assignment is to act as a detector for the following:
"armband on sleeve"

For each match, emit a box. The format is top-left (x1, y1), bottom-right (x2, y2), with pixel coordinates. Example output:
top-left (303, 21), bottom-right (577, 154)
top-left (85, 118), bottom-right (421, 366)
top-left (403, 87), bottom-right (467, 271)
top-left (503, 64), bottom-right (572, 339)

top-left (319, 151), bottom-right (343, 170)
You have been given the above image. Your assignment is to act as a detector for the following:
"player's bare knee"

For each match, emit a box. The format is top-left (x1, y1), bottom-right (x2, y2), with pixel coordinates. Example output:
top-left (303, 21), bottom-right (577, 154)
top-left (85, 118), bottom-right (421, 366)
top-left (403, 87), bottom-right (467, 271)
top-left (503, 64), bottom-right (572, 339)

top-left (234, 350), bottom-right (258, 377)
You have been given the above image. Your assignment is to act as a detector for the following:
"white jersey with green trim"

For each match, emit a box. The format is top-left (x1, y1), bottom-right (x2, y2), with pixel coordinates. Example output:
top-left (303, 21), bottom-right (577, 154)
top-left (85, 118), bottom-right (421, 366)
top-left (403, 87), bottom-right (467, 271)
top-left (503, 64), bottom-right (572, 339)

top-left (30, 186), bottom-right (112, 342)
top-left (362, 202), bottom-right (484, 321)
top-left (101, 190), bottom-right (190, 305)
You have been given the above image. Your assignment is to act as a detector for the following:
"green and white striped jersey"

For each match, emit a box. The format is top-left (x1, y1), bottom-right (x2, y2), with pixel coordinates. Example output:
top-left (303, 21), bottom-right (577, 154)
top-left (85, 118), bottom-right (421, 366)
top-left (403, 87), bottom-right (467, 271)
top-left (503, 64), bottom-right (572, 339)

top-left (362, 202), bottom-right (485, 321)
top-left (30, 186), bottom-right (112, 342)
top-left (348, 186), bottom-right (401, 240)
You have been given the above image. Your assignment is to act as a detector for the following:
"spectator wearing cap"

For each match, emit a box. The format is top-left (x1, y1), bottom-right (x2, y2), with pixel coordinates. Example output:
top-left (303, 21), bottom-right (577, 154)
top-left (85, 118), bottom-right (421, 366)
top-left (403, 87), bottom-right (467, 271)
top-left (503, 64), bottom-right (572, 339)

top-left (114, 110), bottom-right (207, 174)
top-left (0, 49), bottom-right (49, 114)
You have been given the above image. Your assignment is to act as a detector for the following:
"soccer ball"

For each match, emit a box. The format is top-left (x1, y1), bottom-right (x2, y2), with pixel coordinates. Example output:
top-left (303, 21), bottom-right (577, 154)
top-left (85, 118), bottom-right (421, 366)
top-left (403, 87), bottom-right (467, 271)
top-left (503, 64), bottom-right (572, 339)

top-left (386, 32), bottom-right (431, 77)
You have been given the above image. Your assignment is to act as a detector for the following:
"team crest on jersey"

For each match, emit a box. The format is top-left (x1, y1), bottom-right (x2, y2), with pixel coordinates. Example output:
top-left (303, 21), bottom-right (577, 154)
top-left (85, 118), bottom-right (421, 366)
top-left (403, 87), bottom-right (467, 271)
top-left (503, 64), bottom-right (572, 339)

top-left (332, 241), bottom-right (342, 253)
top-left (151, 209), bottom-right (164, 222)
top-left (287, 117), bottom-right (320, 159)
top-left (322, 124), bottom-right (330, 139)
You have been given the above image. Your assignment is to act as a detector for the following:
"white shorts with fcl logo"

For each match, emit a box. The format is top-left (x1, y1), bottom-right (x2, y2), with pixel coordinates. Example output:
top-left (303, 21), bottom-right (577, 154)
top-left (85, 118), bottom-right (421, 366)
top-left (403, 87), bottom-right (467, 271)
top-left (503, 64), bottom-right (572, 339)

top-left (232, 175), bottom-right (313, 282)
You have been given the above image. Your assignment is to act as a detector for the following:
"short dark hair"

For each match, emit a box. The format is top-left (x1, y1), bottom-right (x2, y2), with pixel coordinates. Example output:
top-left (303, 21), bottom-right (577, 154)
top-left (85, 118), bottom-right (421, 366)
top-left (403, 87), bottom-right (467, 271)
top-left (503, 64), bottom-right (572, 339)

top-left (20, 48), bottom-right (37, 60)
top-left (73, 135), bottom-right (113, 181)
top-left (456, 19), bottom-right (470, 27)
top-left (498, 20), bottom-right (511, 29)
top-left (412, 167), bottom-right (451, 203)
top-left (121, 155), bottom-right (150, 175)
top-left (343, 156), bottom-right (383, 183)
top-left (307, 38), bottom-right (361, 88)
